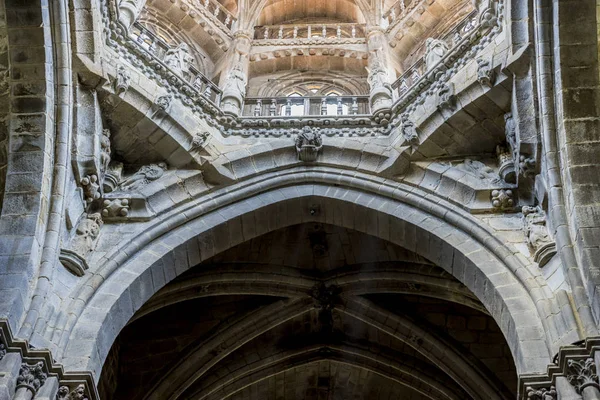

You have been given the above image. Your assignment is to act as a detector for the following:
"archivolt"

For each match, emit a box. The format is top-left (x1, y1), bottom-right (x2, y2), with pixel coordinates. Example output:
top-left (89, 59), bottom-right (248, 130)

top-left (57, 167), bottom-right (565, 379)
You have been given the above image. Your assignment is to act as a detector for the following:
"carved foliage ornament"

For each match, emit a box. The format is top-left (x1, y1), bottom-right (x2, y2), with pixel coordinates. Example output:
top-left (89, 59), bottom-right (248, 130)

top-left (567, 358), bottom-right (599, 394)
top-left (17, 361), bottom-right (47, 394)
top-left (525, 386), bottom-right (557, 400)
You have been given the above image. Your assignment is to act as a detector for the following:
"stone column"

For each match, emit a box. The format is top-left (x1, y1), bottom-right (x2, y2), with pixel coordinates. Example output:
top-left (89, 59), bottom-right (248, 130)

top-left (13, 362), bottom-right (46, 400)
top-left (365, 27), bottom-right (394, 124)
top-left (566, 358), bottom-right (600, 400)
top-left (0, 353), bottom-right (21, 400)
top-left (219, 30), bottom-right (252, 117)
top-left (117, 0), bottom-right (146, 30)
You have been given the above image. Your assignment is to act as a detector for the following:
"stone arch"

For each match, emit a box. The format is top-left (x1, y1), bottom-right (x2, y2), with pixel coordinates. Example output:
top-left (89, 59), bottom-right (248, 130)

top-left (59, 171), bottom-right (559, 381)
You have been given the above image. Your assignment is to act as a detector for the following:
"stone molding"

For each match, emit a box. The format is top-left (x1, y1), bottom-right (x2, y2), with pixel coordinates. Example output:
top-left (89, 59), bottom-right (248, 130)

top-left (0, 319), bottom-right (98, 400)
top-left (519, 337), bottom-right (600, 399)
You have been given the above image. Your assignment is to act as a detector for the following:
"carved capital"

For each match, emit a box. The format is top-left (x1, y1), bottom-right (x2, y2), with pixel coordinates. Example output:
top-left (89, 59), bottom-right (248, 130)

top-left (17, 361), bottom-right (47, 395)
top-left (567, 358), bottom-right (599, 394)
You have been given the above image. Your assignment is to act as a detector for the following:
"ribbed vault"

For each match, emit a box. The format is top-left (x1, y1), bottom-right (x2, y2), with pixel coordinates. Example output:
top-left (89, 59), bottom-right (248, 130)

top-left (98, 224), bottom-right (517, 400)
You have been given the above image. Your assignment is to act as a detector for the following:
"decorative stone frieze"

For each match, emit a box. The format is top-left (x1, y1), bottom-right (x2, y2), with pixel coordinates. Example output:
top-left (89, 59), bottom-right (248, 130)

top-left (295, 127), bottom-right (323, 162)
top-left (522, 206), bottom-right (556, 267)
top-left (102, 198), bottom-right (131, 218)
top-left (496, 144), bottom-right (516, 183)
top-left (118, 162), bottom-right (168, 191)
top-left (113, 65), bottom-right (130, 95)
top-left (476, 57), bottom-right (495, 88)
top-left (491, 189), bottom-right (514, 210)
top-left (16, 361), bottom-right (47, 395)
top-left (566, 358), bottom-right (599, 394)
top-left (57, 384), bottom-right (89, 400)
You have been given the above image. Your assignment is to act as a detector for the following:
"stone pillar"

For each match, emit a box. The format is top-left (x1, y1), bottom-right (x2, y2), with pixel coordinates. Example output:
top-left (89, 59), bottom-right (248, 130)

top-left (0, 353), bottom-right (21, 400)
top-left (219, 30), bottom-right (252, 117)
top-left (117, 0), bottom-right (146, 30)
top-left (365, 27), bottom-right (394, 124)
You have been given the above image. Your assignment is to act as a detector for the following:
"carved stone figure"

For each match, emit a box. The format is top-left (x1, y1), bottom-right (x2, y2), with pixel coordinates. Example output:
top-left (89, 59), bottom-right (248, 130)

top-left (57, 384), bottom-right (89, 400)
top-left (119, 162), bottom-right (167, 191)
top-left (437, 82), bottom-right (456, 111)
top-left (156, 95), bottom-right (173, 112)
top-left (295, 126), bottom-right (323, 162)
top-left (80, 174), bottom-right (101, 204)
top-left (102, 198), bottom-right (130, 218)
top-left (526, 386), bottom-right (557, 400)
top-left (456, 159), bottom-right (500, 182)
top-left (400, 113), bottom-right (419, 145)
top-left (519, 155), bottom-right (536, 177)
top-left (114, 65), bottom-right (131, 95)
top-left (425, 38), bottom-right (449, 70)
top-left (566, 358), bottom-right (599, 394)
top-left (16, 361), bottom-right (47, 395)
top-left (191, 131), bottom-right (209, 151)
top-left (491, 189), bottom-right (514, 210)
top-left (100, 128), bottom-right (112, 175)
top-left (522, 206), bottom-right (556, 267)
top-left (71, 213), bottom-right (103, 258)
top-left (163, 42), bottom-right (194, 76)
top-left (222, 60), bottom-right (247, 99)
top-left (366, 50), bottom-right (391, 94)
top-left (477, 58), bottom-right (495, 88)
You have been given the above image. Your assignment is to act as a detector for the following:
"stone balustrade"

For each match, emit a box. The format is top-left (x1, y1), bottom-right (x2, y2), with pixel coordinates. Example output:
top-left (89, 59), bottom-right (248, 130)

top-left (242, 95), bottom-right (370, 117)
top-left (382, 0), bottom-right (417, 27)
top-left (391, 10), bottom-right (478, 99)
top-left (129, 22), bottom-right (222, 104)
top-left (253, 23), bottom-right (366, 41)
top-left (187, 0), bottom-right (237, 31)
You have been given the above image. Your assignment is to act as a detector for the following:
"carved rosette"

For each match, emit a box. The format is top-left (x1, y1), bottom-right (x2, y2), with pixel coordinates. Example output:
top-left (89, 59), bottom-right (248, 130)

top-left (102, 199), bottom-right (130, 218)
top-left (566, 358), bottom-right (599, 394)
top-left (525, 386), bottom-right (557, 400)
top-left (17, 361), bottom-right (47, 395)
top-left (491, 189), bottom-right (514, 210)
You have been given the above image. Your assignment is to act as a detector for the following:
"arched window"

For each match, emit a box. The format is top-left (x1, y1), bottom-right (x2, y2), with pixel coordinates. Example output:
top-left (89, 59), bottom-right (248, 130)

top-left (325, 91), bottom-right (348, 116)
top-left (281, 92), bottom-right (305, 116)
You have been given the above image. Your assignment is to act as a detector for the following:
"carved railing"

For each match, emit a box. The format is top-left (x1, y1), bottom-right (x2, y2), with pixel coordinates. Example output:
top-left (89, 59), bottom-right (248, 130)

top-left (242, 95), bottom-right (370, 117)
top-left (186, 0), bottom-right (237, 31)
top-left (130, 22), bottom-right (222, 104)
top-left (391, 10), bottom-right (478, 98)
top-left (383, 0), bottom-right (418, 28)
top-left (253, 23), bottom-right (366, 41)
